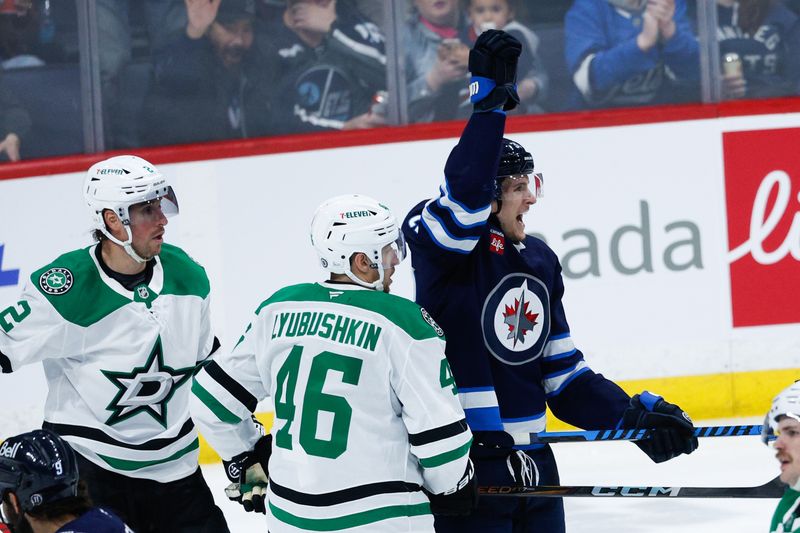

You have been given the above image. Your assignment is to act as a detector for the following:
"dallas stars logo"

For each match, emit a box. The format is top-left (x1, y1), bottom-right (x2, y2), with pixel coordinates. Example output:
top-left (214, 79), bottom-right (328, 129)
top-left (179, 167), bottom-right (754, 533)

top-left (38, 268), bottom-right (73, 295)
top-left (102, 338), bottom-right (193, 428)
top-left (502, 289), bottom-right (539, 348)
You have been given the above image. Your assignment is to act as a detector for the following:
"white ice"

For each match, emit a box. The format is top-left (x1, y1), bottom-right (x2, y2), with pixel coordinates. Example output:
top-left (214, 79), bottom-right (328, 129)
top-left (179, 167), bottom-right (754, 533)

top-left (205, 417), bottom-right (780, 532)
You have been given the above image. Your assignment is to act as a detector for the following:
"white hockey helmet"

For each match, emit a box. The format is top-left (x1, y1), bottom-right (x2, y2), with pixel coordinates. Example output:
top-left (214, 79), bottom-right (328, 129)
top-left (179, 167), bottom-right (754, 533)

top-left (310, 194), bottom-right (406, 291)
top-left (84, 155), bottom-right (179, 263)
top-left (762, 381), bottom-right (800, 445)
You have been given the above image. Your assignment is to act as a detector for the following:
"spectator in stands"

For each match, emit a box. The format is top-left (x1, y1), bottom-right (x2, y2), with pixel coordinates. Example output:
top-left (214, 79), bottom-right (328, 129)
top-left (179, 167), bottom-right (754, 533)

top-left (716, 0), bottom-right (800, 100)
top-left (263, 0), bottom-right (387, 134)
top-left (465, 0), bottom-right (549, 113)
top-left (564, 0), bottom-right (700, 109)
top-left (0, 0), bottom-right (45, 69)
top-left (0, 77), bottom-right (30, 161)
top-left (403, 0), bottom-right (472, 122)
top-left (142, 0), bottom-right (274, 146)
top-left (354, 0), bottom-right (384, 29)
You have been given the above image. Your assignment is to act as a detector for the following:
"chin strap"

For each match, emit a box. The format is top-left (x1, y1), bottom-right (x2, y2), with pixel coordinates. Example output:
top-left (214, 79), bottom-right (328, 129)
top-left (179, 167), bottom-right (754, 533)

top-left (100, 226), bottom-right (148, 264)
top-left (343, 267), bottom-right (384, 292)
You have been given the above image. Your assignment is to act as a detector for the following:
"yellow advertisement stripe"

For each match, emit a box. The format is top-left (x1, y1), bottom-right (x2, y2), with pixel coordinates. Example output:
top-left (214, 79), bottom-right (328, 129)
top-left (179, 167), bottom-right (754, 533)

top-left (197, 368), bottom-right (799, 464)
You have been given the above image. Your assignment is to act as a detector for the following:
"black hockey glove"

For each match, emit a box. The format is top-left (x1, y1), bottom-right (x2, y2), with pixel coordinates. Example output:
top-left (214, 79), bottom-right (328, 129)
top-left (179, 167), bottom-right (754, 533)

top-left (621, 391), bottom-right (699, 463)
top-left (223, 434), bottom-right (272, 514)
top-left (423, 459), bottom-right (478, 516)
top-left (468, 29), bottom-right (522, 112)
top-left (471, 431), bottom-right (538, 487)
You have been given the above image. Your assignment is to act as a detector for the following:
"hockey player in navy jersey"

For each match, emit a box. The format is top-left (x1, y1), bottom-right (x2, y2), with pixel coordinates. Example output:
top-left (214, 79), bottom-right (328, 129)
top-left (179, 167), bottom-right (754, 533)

top-left (0, 429), bottom-right (132, 533)
top-left (402, 29), bottom-right (699, 532)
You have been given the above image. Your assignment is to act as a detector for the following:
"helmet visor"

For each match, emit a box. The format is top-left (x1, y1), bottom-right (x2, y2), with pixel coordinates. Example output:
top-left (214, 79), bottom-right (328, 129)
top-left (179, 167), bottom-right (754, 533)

top-left (128, 187), bottom-right (179, 225)
top-left (381, 232), bottom-right (407, 270)
top-left (532, 173), bottom-right (544, 199)
top-left (1, 499), bottom-right (12, 525)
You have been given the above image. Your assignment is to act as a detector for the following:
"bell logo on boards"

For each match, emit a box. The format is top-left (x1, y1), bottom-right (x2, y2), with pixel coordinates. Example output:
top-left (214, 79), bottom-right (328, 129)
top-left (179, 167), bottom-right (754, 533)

top-left (723, 127), bottom-right (800, 327)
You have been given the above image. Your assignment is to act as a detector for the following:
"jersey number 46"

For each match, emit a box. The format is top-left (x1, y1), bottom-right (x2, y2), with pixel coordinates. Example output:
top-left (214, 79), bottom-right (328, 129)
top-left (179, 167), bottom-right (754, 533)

top-left (273, 345), bottom-right (363, 460)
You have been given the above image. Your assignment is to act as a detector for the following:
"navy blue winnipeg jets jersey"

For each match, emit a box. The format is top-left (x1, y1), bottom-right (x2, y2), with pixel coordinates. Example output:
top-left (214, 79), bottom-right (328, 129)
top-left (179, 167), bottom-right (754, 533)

top-left (401, 112), bottom-right (630, 448)
top-left (57, 507), bottom-right (130, 533)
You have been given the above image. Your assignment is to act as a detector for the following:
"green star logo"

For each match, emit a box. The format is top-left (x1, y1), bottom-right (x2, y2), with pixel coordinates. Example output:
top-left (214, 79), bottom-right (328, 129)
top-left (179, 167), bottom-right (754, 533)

top-left (102, 337), bottom-right (194, 428)
top-left (47, 272), bottom-right (65, 287)
top-left (38, 268), bottom-right (73, 295)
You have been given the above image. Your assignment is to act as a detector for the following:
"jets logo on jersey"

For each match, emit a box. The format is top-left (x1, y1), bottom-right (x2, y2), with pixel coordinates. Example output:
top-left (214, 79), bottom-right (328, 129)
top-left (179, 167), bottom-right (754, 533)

top-left (39, 268), bottom-right (73, 295)
top-left (101, 337), bottom-right (194, 427)
top-left (482, 274), bottom-right (550, 365)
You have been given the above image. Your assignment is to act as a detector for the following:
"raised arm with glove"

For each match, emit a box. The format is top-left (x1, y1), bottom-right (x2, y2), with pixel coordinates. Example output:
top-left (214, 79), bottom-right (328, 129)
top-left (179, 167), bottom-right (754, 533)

top-left (468, 29), bottom-right (522, 113)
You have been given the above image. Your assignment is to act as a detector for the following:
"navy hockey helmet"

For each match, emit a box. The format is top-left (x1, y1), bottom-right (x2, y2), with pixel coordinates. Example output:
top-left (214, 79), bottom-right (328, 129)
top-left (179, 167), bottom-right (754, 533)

top-left (0, 430), bottom-right (79, 514)
top-left (494, 138), bottom-right (543, 200)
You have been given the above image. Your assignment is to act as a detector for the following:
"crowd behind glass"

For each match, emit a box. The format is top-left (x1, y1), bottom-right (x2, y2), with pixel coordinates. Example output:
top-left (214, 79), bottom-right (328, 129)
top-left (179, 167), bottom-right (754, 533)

top-left (0, 0), bottom-right (798, 161)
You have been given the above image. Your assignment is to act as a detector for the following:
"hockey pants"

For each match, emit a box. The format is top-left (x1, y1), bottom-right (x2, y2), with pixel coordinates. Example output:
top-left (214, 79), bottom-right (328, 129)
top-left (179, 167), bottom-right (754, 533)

top-left (75, 453), bottom-right (230, 533)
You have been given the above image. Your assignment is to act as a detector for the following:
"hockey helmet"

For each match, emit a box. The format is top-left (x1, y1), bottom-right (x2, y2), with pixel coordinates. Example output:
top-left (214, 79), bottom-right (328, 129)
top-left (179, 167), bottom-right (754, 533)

top-left (310, 194), bottom-right (406, 292)
top-left (762, 381), bottom-right (800, 445)
top-left (494, 139), bottom-right (543, 200)
top-left (0, 430), bottom-right (79, 515)
top-left (84, 155), bottom-right (179, 263)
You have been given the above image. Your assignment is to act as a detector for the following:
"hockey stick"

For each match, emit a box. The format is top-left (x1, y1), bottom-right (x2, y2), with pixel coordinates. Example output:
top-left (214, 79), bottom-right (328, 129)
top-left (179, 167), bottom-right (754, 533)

top-left (478, 476), bottom-right (785, 499)
top-left (508, 424), bottom-right (768, 446)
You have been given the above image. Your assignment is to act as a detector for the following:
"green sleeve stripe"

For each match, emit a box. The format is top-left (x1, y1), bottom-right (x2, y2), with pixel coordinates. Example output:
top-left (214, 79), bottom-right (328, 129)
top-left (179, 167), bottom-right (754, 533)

top-left (97, 438), bottom-right (199, 471)
top-left (418, 438), bottom-right (472, 468)
top-left (269, 501), bottom-right (430, 531)
top-left (191, 379), bottom-right (242, 424)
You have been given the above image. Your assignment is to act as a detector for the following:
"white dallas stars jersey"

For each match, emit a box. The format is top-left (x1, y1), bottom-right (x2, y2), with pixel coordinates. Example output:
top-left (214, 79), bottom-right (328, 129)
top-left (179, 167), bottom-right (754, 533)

top-left (192, 282), bottom-right (472, 533)
top-left (0, 243), bottom-right (217, 482)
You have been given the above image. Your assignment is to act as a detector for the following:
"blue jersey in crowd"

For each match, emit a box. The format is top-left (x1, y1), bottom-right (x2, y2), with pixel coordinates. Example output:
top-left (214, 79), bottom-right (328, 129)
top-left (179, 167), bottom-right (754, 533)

top-left (56, 507), bottom-right (131, 533)
top-left (717, 1), bottom-right (800, 98)
top-left (401, 111), bottom-right (630, 449)
top-left (564, 0), bottom-right (699, 109)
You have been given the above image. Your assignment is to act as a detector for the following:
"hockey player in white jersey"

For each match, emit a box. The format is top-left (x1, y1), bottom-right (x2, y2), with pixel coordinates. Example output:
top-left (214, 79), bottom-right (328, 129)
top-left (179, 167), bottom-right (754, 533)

top-left (0, 155), bottom-right (229, 533)
top-left (191, 194), bottom-right (476, 532)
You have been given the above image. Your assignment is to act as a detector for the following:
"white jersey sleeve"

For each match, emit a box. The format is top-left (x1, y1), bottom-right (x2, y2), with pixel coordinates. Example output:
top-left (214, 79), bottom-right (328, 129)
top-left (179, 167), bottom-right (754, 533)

top-left (191, 313), bottom-right (270, 459)
top-left (196, 293), bottom-right (220, 363)
top-left (390, 330), bottom-right (472, 495)
top-left (0, 278), bottom-right (86, 373)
